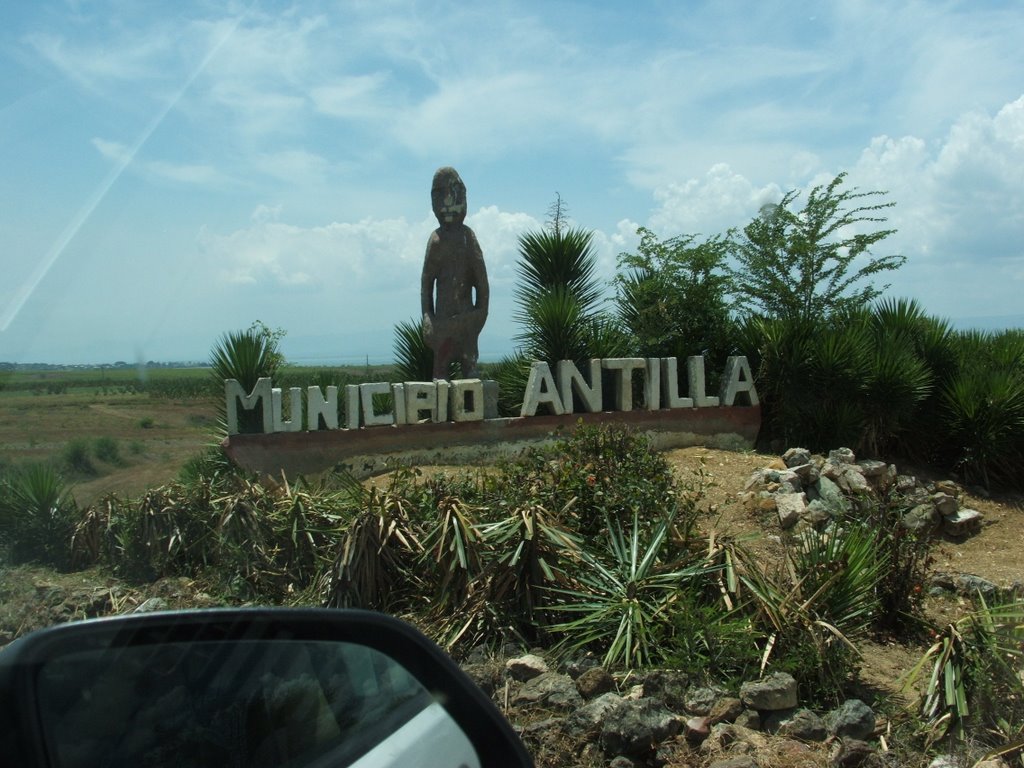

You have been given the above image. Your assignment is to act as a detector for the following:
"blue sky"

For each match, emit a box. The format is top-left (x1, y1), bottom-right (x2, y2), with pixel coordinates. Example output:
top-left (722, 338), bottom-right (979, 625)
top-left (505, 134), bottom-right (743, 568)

top-left (2, 0), bottom-right (1023, 365)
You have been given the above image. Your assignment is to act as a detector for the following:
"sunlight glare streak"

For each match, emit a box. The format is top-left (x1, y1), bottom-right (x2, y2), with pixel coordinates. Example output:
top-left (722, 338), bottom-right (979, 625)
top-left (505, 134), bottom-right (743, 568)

top-left (0, 5), bottom-right (254, 332)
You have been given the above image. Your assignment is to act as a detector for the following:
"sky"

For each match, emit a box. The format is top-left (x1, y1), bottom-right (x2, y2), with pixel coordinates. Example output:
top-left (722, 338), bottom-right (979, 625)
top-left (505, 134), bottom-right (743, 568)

top-left (1, 0), bottom-right (1023, 366)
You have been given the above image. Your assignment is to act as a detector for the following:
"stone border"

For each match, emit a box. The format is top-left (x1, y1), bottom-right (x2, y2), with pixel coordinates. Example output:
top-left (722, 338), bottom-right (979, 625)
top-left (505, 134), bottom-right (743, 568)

top-left (222, 405), bottom-right (761, 479)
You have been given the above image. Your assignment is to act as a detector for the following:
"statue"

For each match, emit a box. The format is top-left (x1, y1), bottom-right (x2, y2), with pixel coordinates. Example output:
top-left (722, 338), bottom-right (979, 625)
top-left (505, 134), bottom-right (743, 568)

top-left (421, 167), bottom-right (489, 380)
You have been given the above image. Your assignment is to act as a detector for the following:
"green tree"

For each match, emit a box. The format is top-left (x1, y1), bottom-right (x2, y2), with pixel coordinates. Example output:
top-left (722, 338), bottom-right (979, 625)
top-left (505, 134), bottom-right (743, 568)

top-left (615, 226), bottom-right (734, 362)
top-left (729, 173), bottom-right (904, 322)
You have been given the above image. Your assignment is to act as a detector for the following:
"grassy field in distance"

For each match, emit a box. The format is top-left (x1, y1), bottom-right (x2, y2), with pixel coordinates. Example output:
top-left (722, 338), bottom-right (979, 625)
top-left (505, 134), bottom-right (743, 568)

top-left (0, 363), bottom-right (399, 506)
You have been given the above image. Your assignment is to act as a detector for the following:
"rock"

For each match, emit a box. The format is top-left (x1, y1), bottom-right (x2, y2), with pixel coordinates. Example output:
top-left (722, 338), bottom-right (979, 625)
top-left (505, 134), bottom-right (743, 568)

top-left (815, 476), bottom-right (851, 515)
top-left (461, 662), bottom-right (502, 696)
top-left (640, 669), bottom-right (690, 712)
top-left (927, 756), bottom-right (961, 768)
top-left (564, 653), bottom-right (599, 678)
top-left (856, 459), bottom-right (888, 477)
top-left (932, 492), bottom-right (958, 516)
top-left (739, 672), bottom-right (798, 711)
top-left (954, 573), bottom-right (999, 599)
top-left (521, 717), bottom-right (562, 737)
top-left (575, 666), bottom-right (615, 699)
top-left (776, 492), bottom-right (807, 529)
top-left (512, 672), bottom-right (583, 710)
top-left (763, 708), bottom-right (827, 741)
top-left (608, 757), bottom-right (634, 768)
top-left (943, 508), bottom-right (982, 538)
top-left (830, 738), bottom-right (881, 768)
top-left (829, 447), bottom-right (856, 465)
top-left (799, 504), bottom-right (831, 529)
top-left (708, 696), bottom-right (744, 724)
top-left (895, 474), bottom-right (919, 494)
top-left (901, 504), bottom-right (938, 531)
top-left (935, 479), bottom-right (960, 496)
top-left (564, 692), bottom-right (626, 739)
top-left (783, 447), bottom-right (813, 468)
top-left (624, 684), bottom-right (644, 700)
top-left (600, 699), bottom-right (681, 757)
top-left (734, 709), bottom-right (761, 730)
top-left (836, 466), bottom-right (871, 495)
top-left (789, 463), bottom-right (820, 485)
top-left (826, 699), bottom-right (876, 740)
top-left (684, 685), bottom-right (727, 715)
top-left (684, 715), bottom-right (711, 743)
top-left (505, 653), bottom-right (548, 681)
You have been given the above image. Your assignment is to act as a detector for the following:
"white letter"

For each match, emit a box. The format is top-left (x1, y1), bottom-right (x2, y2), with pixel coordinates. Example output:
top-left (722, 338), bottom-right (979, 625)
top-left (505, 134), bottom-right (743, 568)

top-left (307, 386), bottom-right (339, 431)
top-left (405, 382), bottom-right (438, 423)
top-left (557, 359), bottom-right (602, 414)
top-left (360, 382), bottom-right (395, 426)
top-left (687, 356), bottom-right (719, 407)
top-left (521, 362), bottom-right (565, 417)
top-left (451, 379), bottom-right (485, 422)
top-left (644, 358), bottom-right (661, 411)
top-left (273, 387), bottom-right (304, 432)
top-left (344, 384), bottom-right (361, 429)
top-left (601, 358), bottom-right (646, 411)
top-left (225, 378), bottom-right (272, 435)
top-left (720, 356), bottom-right (760, 406)
top-left (660, 358), bottom-right (694, 409)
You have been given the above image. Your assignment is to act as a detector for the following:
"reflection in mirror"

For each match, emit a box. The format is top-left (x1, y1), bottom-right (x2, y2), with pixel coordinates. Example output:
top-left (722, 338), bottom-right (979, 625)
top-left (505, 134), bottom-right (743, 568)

top-left (36, 638), bottom-right (481, 768)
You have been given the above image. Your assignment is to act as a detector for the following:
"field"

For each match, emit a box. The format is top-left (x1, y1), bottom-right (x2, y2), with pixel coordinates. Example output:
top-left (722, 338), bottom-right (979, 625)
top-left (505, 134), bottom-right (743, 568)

top-left (0, 364), bottom-right (388, 505)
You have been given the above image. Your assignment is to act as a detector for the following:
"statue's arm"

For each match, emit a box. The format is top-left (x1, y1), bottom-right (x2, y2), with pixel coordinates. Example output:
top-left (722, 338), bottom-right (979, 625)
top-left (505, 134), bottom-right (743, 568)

top-left (421, 236), bottom-right (440, 319)
top-left (468, 229), bottom-right (489, 313)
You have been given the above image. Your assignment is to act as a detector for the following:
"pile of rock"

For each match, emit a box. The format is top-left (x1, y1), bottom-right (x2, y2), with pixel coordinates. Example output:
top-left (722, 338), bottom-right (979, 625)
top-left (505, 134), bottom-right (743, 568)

top-left (466, 653), bottom-right (885, 767)
top-left (738, 447), bottom-right (983, 538)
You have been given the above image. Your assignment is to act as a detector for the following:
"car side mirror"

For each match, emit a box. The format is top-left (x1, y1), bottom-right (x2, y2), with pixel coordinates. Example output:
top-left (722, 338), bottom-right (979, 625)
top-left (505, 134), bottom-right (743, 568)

top-left (0, 607), bottom-right (533, 768)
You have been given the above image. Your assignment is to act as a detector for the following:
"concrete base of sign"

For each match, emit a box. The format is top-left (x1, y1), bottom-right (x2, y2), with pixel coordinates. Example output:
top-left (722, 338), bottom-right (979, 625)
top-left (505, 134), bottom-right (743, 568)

top-left (222, 406), bottom-right (761, 480)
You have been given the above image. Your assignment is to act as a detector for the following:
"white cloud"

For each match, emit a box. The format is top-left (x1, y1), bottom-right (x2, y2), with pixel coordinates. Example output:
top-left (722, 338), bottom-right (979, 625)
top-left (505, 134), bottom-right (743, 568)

top-left (92, 137), bottom-right (226, 186)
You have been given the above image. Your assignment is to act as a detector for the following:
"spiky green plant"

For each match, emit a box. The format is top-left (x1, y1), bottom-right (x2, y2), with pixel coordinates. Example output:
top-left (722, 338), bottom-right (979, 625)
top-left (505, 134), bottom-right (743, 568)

top-left (547, 508), bottom-right (710, 669)
top-left (392, 318), bottom-right (435, 382)
top-left (904, 595), bottom-right (1024, 749)
top-left (211, 323), bottom-right (284, 434)
top-left (0, 463), bottom-right (76, 569)
top-left (740, 525), bottom-right (884, 700)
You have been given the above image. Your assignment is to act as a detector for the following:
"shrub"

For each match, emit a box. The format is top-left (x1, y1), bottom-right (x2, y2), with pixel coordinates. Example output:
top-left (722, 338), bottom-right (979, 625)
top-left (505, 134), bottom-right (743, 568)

top-left (62, 439), bottom-right (96, 476)
top-left (0, 463), bottom-right (76, 569)
top-left (93, 436), bottom-right (123, 465)
top-left (495, 423), bottom-right (685, 542)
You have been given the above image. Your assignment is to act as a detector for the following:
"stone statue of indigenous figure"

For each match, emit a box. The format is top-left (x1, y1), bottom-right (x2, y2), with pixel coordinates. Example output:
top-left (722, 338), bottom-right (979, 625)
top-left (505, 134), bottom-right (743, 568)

top-left (421, 167), bottom-right (489, 380)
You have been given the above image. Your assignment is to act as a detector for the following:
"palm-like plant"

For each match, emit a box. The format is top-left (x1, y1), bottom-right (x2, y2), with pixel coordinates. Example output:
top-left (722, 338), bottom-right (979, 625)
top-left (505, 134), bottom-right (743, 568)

top-left (211, 323), bottom-right (284, 434)
top-left (547, 509), bottom-right (709, 669)
top-left (0, 463), bottom-right (76, 569)
top-left (392, 318), bottom-right (435, 382)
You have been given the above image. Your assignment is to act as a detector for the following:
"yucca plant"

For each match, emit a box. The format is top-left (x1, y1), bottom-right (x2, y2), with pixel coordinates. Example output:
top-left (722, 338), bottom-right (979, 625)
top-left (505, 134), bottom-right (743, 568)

top-left (740, 524), bottom-right (884, 699)
top-left (324, 483), bottom-right (424, 611)
top-left (421, 496), bottom-right (484, 607)
top-left (392, 318), bottom-right (435, 382)
top-left (547, 508), bottom-right (710, 669)
top-left (903, 595), bottom-right (1024, 751)
top-left (942, 368), bottom-right (1024, 489)
top-left (0, 463), bottom-right (76, 569)
top-left (479, 500), bottom-right (582, 629)
top-left (211, 322), bottom-right (284, 434)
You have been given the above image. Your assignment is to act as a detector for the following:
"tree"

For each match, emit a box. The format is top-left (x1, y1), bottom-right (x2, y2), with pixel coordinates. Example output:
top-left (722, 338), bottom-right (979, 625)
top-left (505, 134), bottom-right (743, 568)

top-left (729, 173), bottom-right (904, 322)
top-left (615, 227), bottom-right (734, 362)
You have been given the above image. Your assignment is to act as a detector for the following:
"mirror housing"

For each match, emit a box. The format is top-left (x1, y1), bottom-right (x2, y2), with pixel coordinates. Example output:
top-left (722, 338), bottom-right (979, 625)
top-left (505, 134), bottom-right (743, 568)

top-left (0, 607), bottom-right (532, 768)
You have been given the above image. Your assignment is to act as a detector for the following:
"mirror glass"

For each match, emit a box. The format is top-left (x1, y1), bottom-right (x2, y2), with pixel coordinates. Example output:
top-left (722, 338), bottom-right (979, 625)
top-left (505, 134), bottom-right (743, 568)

top-left (35, 637), bottom-right (481, 768)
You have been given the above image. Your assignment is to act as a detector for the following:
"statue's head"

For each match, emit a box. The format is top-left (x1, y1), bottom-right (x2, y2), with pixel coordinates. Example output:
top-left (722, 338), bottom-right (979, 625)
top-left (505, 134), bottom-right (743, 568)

top-left (431, 167), bottom-right (467, 228)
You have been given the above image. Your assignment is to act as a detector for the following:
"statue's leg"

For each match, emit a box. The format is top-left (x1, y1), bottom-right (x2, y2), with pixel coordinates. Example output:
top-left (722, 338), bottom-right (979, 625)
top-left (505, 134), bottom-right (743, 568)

top-left (459, 338), bottom-right (480, 379)
top-left (433, 337), bottom-right (454, 380)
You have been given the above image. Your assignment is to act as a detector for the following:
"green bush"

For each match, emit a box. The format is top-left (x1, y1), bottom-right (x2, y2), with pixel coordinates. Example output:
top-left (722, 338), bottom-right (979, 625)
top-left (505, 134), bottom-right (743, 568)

top-left (0, 463), bottom-right (76, 569)
top-left (93, 436), bottom-right (123, 465)
top-left (62, 439), bottom-right (96, 476)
